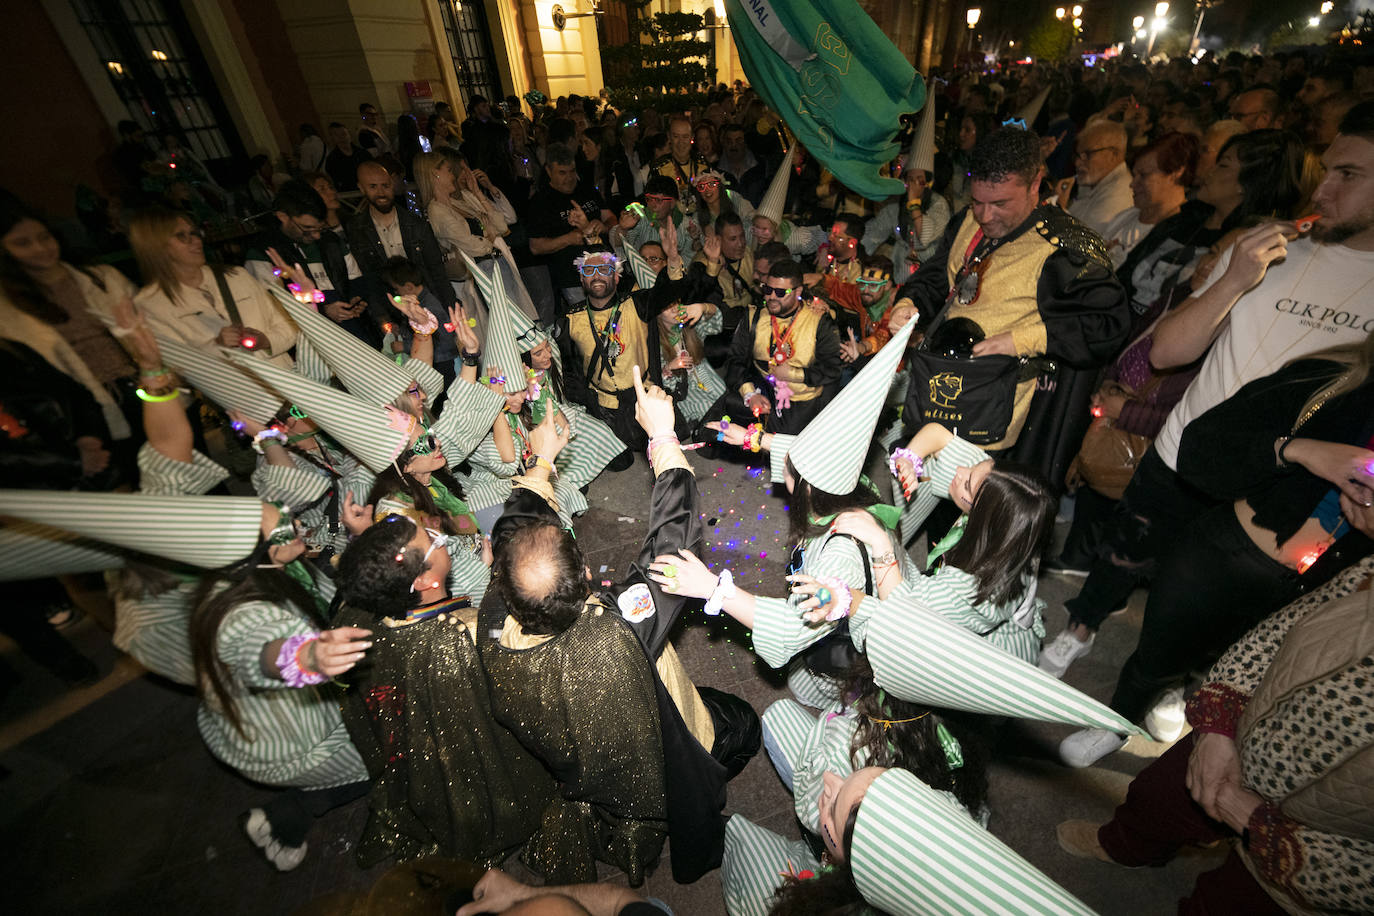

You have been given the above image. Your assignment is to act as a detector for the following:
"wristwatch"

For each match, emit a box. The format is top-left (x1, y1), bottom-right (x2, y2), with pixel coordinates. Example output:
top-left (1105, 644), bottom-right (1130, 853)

top-left (524, 455), bottom-right (558, 478)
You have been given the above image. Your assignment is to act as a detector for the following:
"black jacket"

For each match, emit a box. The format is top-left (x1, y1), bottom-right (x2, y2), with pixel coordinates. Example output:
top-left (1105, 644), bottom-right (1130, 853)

top-left (0, 340), bottom-right (113, 489)
top-left (346, 206), bottom-right (457, 329)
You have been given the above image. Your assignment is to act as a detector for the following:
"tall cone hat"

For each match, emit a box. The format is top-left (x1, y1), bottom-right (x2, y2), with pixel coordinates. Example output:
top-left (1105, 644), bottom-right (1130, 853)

top-left (786, 318), bottom-right (916, 494)
top-left (477, 259), bottom-right (530, 394)
top-left (0, 520), bottom-right (126, 581)
top-left (755, 145), bottom-right (796, 227)
top-left (1017, 85), bottom-right (1051, 129)
top-left (157, 337), bottom-right (287, 424)
top-left (227, 352), bottom-right (417, 475)
top-left (905, 86), bottom-right (936, 176)
top-left (263, 284), bottom-right (441, 408)
top-left (621, 243), bottom-right (660, 292)
top-left (0, 490), bottom-right (264, 569)
top-left (851, 770), bottom-right (1096, 916)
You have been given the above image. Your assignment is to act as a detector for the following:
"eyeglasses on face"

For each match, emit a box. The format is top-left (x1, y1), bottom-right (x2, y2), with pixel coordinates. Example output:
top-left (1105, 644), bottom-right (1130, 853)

top-left (1074, 146), bottom-right (1114, 160)
top-left (762, 283), bottom-right (794, 298)
top-left (695, 179), bottom-right (721, 190)
top-left (644, 194), bottom-right (676, 204)
top-left (643, 254), bottom-right (667, 264)
top-left (857, 277), bottom-right (890, 288)
top-left (290, 216), bottom-right (324, 238)
top-left (579, 264), bottom-right (616, 277)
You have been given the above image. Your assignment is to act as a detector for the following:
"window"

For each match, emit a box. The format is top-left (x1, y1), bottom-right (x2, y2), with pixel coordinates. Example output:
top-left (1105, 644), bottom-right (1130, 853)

top-left (437, 0), bottom-right (503, 108)
top-left (71, 0), bottom-right (241, 165)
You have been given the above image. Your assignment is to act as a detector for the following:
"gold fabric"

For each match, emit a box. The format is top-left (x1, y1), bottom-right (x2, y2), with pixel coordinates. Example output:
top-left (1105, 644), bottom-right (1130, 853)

top-left (649, 441), bottom-right (693, 478)
top-left (482, 600), bottom-right (669, 884)
top-left (699, 250), bottom-right (757, 313)
top-left (750, 307), bottom-right (824, 402)
top-left (511, 476), bottom-right (560, 514)
top-left (566, 299), bottom-right (650, 408)
top-left (940, 213), bottom-right (1055, 447)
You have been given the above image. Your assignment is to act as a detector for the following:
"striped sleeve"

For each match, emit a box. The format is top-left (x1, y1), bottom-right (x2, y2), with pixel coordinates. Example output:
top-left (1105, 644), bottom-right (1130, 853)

top-left (792, 706), bottom-right (862, 834)
top-left (111, 578), bottom-right (198, 686)
top-left (696, 306), bottom-right (724, 337)
top-left (556, 408), bottom-right (627, 490)
top-left (897, 436), bottom-right (990, 544)
top-left (294, 335), bottom-right (333, 384)
top-left (760, 698), bottom-right (818, 778)
top-left (251, 459), bottom-right (331, 507)
top-left (461, 435), bottom-right (518, 512)
top-left (217, 600), bottom-right (315, 691)
top-left (721, 816), bottom-right (817, 916)
top-left (750, 597), bottom-right (829, 669)
top-left (137, 443), bottom-right (229, 496)
top-left (446, 541), bottom-right (492, 606)
top-left (432, 378), bottom-right (504, 465)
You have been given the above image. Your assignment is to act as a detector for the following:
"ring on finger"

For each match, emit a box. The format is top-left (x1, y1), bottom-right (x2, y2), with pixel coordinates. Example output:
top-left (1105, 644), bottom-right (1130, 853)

top-left (663, 564), bottom-right (678, 578)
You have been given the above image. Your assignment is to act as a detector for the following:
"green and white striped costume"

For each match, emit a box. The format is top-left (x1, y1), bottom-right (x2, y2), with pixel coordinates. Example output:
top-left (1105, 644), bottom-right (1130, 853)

top-left (110, 443), bottom-right (230, 686)
top-left (659, 307), bottom-right (726, 424)
top-left (250, 443), bottom-right (373, 556)
top-left (197, 585), bottom-right (368, 790)
top-left (722, 816), bottom-right (817, 916)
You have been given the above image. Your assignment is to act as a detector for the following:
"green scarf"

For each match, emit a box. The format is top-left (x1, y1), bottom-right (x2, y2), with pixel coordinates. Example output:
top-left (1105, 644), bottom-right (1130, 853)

top-left (283, 559), bottom-right (330, 617)
top-left (425, 477), bottom-right (481, 537)
top-left (925, 514), bottom-right (967, 567)
top-left (863, 288), bottom-right (892, 325)
top-left (813, 500), bottom-right (903, 533)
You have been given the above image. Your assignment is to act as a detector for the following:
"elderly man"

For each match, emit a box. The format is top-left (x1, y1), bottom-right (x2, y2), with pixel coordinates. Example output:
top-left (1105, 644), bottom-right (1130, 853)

top-left (477, 373), bottom-right (759, 886)
top-left (649, 114), bottom-right (709, 204)
top-left (893, 126), bottom-right (1129, 484)
top-left (1067, 120), bottom-right (1132, 235)
top-left (1229, 86), bottom-right (1282, 131)
top-left (709, 257), bottom-right (842, 435)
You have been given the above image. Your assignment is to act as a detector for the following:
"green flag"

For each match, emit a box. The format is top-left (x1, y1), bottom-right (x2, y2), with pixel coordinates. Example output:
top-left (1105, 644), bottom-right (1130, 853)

top-left (724, 0), bottom-right (925, 200)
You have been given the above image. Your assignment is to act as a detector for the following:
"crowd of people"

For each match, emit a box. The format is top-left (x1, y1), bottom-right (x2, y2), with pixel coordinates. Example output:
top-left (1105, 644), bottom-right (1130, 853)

top-left (3, 40), bottom-right (1374, 915)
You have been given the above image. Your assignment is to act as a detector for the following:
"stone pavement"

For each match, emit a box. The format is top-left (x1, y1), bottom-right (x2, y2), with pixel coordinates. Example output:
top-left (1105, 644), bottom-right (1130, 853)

top-left (0, 451), bottom-right (1226, 915)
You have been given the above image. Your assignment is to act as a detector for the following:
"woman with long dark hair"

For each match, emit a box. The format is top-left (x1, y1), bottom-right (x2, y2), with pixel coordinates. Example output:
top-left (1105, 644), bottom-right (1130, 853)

top-left (1, 200), bottom-right (140, 469)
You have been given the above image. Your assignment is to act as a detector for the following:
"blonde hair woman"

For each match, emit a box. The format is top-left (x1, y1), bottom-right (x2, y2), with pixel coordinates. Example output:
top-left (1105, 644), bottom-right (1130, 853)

top-left (413, 150), bottom-right (537, 344)
top-left (129, 208), bottom-right (296, 365)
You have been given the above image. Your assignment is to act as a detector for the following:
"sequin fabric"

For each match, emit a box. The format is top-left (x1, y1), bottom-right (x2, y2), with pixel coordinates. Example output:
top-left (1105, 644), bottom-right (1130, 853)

top-left (335, 600), bottom-right (552, 867)
top-left (479, 599), bottom-right (669, 885)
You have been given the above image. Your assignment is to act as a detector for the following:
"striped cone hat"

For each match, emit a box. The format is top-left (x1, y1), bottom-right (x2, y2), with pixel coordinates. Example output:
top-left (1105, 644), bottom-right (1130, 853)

top-left (864, 594), bottom-right (1145, 735)
top-left (852, 769), bottom-right (1096, 916)
top-left (1017, 86), bottom-right (1051, 130)
top-left (787, 318), bottom-right (917, 495)
top-left (157, 337), bottom-right (287, 424)
top-left (459, 250), bottom-right (498, 306)
top-left (905, 86), bottom-right (936, 176)
top-left (0, 520), bottom-right (126, 581)
top-left (466, 254), bottom-right (529, 394)
top-left (263, 284), bottom-right (438, 408)
top-left (621, 242), bottom-right (660, 292)
top-left (228, 351), bottom-right (417, 474)
top-left (0, 490), bottom-right (264, 569)
top-left (756, 145), bottom-right (795, 227)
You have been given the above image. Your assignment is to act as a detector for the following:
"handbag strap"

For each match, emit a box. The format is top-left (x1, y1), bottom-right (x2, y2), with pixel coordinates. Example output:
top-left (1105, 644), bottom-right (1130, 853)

top-left (211, 267), bottom-right (243, 327)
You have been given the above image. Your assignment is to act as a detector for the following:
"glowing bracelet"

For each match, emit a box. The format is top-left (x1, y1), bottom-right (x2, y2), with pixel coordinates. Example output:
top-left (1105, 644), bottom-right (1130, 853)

top-left (814, 576), bottom-right (852, 622)
top-left (277, 632), bottom-right (327, 687)
top-left (136, 387), bottom-right (180, 403)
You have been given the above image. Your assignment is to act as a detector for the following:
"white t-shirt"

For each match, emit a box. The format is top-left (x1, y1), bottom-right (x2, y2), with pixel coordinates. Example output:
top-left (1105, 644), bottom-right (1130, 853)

top-left (1154, 237), bottom-right (1374, 470)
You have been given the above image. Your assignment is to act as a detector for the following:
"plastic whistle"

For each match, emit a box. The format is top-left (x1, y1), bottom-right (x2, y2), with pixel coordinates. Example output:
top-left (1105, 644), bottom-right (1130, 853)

top-left (1293, 214), bottom-right (1321, 234)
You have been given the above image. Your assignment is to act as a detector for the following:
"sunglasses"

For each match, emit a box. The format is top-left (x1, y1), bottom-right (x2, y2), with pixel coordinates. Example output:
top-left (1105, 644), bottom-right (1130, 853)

top-left (695, 179), bottom-right (721, 190)
top-left (644, 194), bottom-right (676, 204)
top-left (762, 284), bottom-right (794, 298)
top-left (579, 264), bottom-right (616, 278)
top-left (410, 433), bottom-right (440, 456)
top-left (266, 508), bottom-right (301, 546)
top-left (409, 527), bottom-right (452, 592)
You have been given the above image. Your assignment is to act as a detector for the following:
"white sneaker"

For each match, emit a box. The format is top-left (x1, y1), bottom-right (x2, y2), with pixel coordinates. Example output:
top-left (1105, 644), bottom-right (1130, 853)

top-left (1059, 728), bottom-right (1127, 767)
top-left (1145, 687), bottom-right (1187, 743)
top-left (264, 838), bottom-right (308, 871)
top-left (243, 807), bottom-right (308, 871)
top-left (243, 808), bottom-right (272, 849)
top-left (1038, 630), bottom-right (1095, 678)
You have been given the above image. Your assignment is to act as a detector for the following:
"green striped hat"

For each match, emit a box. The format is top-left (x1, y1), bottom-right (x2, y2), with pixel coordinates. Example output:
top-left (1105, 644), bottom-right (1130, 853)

top-left (466, 253), bottom-right (528, 394)
top-left (787, 317), bottom-right (917, 494)
top-left (852, 769), bottom-right (1096, 915)
top-left (228, 351), bottom-right (418, 474)
top-left (457, 252), bottom-right (541, 348)
top-left (459, 250), bottom-right (498, 308)
top-left (0, 490), bottom-right (264, 569)
top-left (157, 337), bottom-right (287, 424)
top-left (0, 520), bottom-right (126, 581)
top-left (621, 242), bottom-right (660, 292)
top-left (263, 283), bottom-right (439, 408)
top-left (864, 594), bottom-right (1145, 735)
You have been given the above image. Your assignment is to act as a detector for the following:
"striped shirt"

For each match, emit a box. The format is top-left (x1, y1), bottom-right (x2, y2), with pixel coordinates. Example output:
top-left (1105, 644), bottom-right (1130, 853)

top-left (250, 445), bottom-right (373, 555)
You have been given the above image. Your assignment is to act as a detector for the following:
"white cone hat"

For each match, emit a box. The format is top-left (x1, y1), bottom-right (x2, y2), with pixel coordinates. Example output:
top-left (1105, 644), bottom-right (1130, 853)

top-left (477, 259), bottom-right (530, 394)
top-left (621, 243), bottom-right (660, 292)
top-left (0, 520), bottom-right (126, 580)
top-left (227, 351), bottom-right (418, 474)
top-left (264, 284), bottom-right (440, 408)
top-left (786, 318), bottom-right (917, 494)
top-left (756, 145), bottom-right (796, 227)
top-left (0, 490), bottom-right (264, 569)
top-left (157, 337), bottom-right (286, 424)
top-left (906, 87), bottom-right (936, 176)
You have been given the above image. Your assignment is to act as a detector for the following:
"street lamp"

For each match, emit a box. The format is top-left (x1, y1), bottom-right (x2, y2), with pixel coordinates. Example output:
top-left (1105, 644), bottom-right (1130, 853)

top-left (1133, 15), bottom-right (1145, 28)
top-left (1146, 2), bottom-right (1168, 56)
top-left (966, 7), bottom-right (981, 56)
top-left (1321, 0), bottom-right (1334, 11)
top-left (1074, 16), bottom-right (1083, 28)
top-left (1072, 4), bottom-right (1083, 15)
top-left (1056, 7), bottom-right (1066, 18)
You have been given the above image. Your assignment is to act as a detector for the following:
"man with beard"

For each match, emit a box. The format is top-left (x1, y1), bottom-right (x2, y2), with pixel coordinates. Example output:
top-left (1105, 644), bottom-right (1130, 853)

top-left (892, 126), bottom-right (1128, 480)
top-left (346, 161), bottom-right (455, 332)
top-left (836, 255), bottom-right (901, 366)
top-left (1055, 103), bottom-right (1374, 770)
top-left (526, 145), bottom-right (613, 313)
top-left (246, 180), bottom-right (376, 346)
top-left (561, 251), bottom-right (703, 451)
top-left (709, 257), bottom-right (841, 436)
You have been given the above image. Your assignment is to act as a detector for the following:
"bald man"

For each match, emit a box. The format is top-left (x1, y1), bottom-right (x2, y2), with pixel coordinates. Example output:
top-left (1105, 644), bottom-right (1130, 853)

top-left (1067, 120), bottom-right (1132, 235)
top-left (1229, 87), bottom-right (1282, 132)
top-left (345, 160), bottom-right (457, 333)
